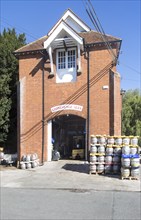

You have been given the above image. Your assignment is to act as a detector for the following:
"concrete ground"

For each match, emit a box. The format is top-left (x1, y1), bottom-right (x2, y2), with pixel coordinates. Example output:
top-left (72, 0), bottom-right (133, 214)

top-left (0, 160), bottom-right (140, 192)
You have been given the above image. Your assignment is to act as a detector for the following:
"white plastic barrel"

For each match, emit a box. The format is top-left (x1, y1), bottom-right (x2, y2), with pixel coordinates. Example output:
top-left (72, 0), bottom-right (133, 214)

top-left (98, 156), bottom-right (104, 163)
top-left (105, 156), bottom-right (112, 163)
top-left (97, 164), bottom-right (104, 173)
top-left (121, 158), bottom-right (130, 168)
top-left (107, 137), bottom-right (114, 145)
top-left (90, 155), bottom-right (97, 163)
top-left (90, 145), bottom-right (97, 153)
top-left (131, 168), bottom-right (140, 177)
top-left (91, 136), bottom-right (97, 144)
top-left (121, 167), bottom-right (130, 178)
top-left (106, 147), bottom-right (113, 155)
top-left (122, 146), bottom-right (130, 155)
top-left (131, 158), bottom-right (140, 168)
top-left (130, 137), bottom-right (138, 146)
top-left (98, 145), bottom-right (105, 153)
top-left (122, 137), bottom-right (130, 145)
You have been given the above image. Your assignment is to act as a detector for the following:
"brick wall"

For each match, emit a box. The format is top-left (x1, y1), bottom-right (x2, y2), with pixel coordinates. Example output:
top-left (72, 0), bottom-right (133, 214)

top-left (18, 46), bottom-right (121, 162)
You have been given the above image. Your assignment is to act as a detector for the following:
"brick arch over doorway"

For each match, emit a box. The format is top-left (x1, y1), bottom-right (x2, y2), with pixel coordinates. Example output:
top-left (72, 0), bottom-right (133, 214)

top-left (47, 114), bottom-right (86, 161)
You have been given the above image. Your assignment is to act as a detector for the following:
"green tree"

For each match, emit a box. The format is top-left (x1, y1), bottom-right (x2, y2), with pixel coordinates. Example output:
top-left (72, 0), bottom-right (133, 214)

top-left (122, 89), bottom-right (141, 140)
top-left (0, 28), bottom-right (26, 150)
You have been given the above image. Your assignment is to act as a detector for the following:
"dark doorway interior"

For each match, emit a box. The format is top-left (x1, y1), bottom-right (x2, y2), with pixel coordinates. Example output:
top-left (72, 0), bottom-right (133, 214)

top-left (52, 115), bottom-right (86, 159)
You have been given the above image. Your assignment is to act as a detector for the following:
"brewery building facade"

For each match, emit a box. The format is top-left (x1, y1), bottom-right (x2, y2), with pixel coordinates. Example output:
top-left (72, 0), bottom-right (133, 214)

top-left (15, 9), bottom-right (122, 163)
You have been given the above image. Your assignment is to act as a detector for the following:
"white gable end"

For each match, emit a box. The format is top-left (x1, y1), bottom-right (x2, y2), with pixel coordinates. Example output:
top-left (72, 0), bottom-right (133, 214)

top-left (48, 9), bottom-right (90, 36)
top-left (44, 21), bottom-right (83, 49)
top-left (65, 16), bottom-right (85, 33)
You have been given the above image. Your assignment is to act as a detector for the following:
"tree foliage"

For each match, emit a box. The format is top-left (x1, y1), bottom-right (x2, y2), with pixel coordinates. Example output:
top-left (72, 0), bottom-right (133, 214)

top-left (122, 89), bottom-right (141, 138)
top-left (0, 28), bottom-right (26, 145)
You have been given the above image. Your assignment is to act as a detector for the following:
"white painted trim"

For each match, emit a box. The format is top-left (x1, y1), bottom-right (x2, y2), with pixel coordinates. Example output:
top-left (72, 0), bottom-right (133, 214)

top-left (48, 9), bottom-right (90, 36)
top-left (47, 120), bottom-right (52, 161)
top-left (56, 48), bottom-right (77, 83)
top-left (48, 46), bottom-right (54, 74)
top-left (77, 43), bottom-right (81, 72)
top-left (44, 21), bottom-right (83, 49)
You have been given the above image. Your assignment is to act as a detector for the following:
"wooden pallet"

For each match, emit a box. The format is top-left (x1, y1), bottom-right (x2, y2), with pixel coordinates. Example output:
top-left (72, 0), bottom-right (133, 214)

top-left (121, 176), bottom-right (139, 180)
top-left (89, 171), bottom-right (105, 175)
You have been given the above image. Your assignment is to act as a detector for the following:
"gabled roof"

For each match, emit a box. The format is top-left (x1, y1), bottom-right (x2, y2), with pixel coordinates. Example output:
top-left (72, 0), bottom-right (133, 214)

top-left (48, 8), bottom-right (91, 36)
top-left (14, 35), bottom-right (48, 53)
top-left (15, 31), bottom-right (121, 54)
top-left (44, 20), bottom-right (83, 50)
top-left (14, 9), bottom-right (121, 55)
top-left (79, 30), bottom-right (121, 44)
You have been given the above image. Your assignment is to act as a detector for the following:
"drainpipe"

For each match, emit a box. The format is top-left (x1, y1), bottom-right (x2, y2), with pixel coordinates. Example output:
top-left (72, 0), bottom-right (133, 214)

top-left (41, 55), bottom-right (45, 165)
top-left (86, 49), bottom-right (90, 162)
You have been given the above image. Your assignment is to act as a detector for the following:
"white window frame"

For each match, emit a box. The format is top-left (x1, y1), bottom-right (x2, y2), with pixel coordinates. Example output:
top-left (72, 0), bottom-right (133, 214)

top-left (56, 48), bottom-right (76, 83)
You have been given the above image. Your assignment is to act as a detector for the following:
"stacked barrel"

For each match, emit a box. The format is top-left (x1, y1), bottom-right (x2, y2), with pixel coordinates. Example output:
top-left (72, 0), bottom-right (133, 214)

top-left (89, 135), bottom-right (106, 174)
top-left (121, 136), bottom-right (140, 179)
top-left (105, 136), bottom-right (122, 174)
top-left (20, 153), bottom-right (39, 169)
top-left (89, 135), bottom-right (140, 179)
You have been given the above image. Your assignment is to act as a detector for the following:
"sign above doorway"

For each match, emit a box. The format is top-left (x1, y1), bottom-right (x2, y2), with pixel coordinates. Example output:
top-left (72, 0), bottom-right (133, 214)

top-left (51, 104), bottom-right (83, 113)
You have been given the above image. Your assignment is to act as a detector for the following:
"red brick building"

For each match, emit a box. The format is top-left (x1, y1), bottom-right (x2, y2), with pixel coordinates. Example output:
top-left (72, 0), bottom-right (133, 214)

top-left (15, 9), bottom-right (122, 163)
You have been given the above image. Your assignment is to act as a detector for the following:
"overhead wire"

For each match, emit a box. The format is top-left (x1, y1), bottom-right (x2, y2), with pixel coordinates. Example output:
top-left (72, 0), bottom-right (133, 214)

top-left (83, 0), bottom-right (117, 62)
top-left (82, 0), bottom-right (141, 84)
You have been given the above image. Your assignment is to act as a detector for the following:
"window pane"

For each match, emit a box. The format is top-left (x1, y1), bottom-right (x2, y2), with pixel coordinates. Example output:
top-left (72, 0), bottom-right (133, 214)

top-left (68, 50), bottom-right (76, 68)
top-left (58, 51), bottom-right (66, 69)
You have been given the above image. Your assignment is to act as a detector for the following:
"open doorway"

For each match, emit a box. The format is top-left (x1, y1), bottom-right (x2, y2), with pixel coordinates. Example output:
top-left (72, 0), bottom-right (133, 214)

top-left (52, 114), bottom-right (86, 160)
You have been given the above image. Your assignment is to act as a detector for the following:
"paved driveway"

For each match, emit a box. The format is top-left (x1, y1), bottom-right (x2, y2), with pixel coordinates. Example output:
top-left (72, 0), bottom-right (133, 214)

top-left (1, 160), bottom-right (140, 192)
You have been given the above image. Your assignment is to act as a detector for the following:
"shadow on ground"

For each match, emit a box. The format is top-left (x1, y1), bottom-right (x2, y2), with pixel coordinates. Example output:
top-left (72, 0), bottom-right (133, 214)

top-left (62, 163), bottom-right (89, 174)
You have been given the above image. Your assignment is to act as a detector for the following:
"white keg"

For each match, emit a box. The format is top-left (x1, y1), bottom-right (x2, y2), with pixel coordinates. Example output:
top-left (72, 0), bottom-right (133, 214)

top-left (106, 147), bottom-right (113, 155)
top-left (90, 155), bottom-right (97, 163)
top-left (115, 137), bottom-right (122, 145)
top-left (26, 163), bottom-right (32, 169)
top-left (91, 136), bottom-right (97, 144)
top-left (30, 153), bottom-right (38, 161)
top-left (97, 164), bottom-right (104, 173)
top-left (122, 146), bottom-right (130, 155)
top-left (99, 136), bottom-right (106, 144)
top-left (89, 164), bottom-right (96, 173)
top-left (121, 158), bottom-right (130, 168)
top-left (22, 155), bottom-right (27, 162)
top-left (90, 145), bottom-right (97, 153)
top-left (105, 156), bottom-right (112, 163)
top-left (26, 154), bottom-right (31, 162)
top-left (130, 147), bottom-right (137, 155)
top-left (130, 137), bottom-right (138, 146)
top-left (121, 167), bottom-right (130, 178)
top-left (122, 137), bottom-right (130, 145)
top-left (98, 145), bottom-right (105, 153)
top-left (31, 161), bottom-right (38, 168)
top-left (20, 162), bottom-right (26, 169)
top-left (107, 137), bottom-right (114, 145)
top-left (98, 156), bottom-right (105, 163)
top-left (114, 147), bottom-right (122, 155)
top-left (131, 168), bottom-right (140, 177)
top-left (131, 158), bottom-right (140, 168)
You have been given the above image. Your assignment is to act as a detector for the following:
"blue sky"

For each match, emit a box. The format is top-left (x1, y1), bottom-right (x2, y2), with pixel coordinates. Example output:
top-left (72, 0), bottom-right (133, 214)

top-left (1, 0), bottom-right (140, 91)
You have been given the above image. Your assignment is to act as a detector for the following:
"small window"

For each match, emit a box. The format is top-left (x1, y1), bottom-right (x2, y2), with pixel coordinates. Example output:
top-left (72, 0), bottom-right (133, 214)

top-left (68, 50), bottom-right (76, 68)
top-left (56, 48), bottom-right (76, 83)
top-left (58, 51), bottom-right (66, 69)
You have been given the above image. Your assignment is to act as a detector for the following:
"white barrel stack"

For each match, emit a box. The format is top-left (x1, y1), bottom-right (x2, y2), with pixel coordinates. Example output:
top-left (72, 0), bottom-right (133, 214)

top-left (121, 136), bottom-right (140, 180)
top-left (20, 153), bottom-right (39, 169)
top-left (89, 135), bottom-right (140, 180)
